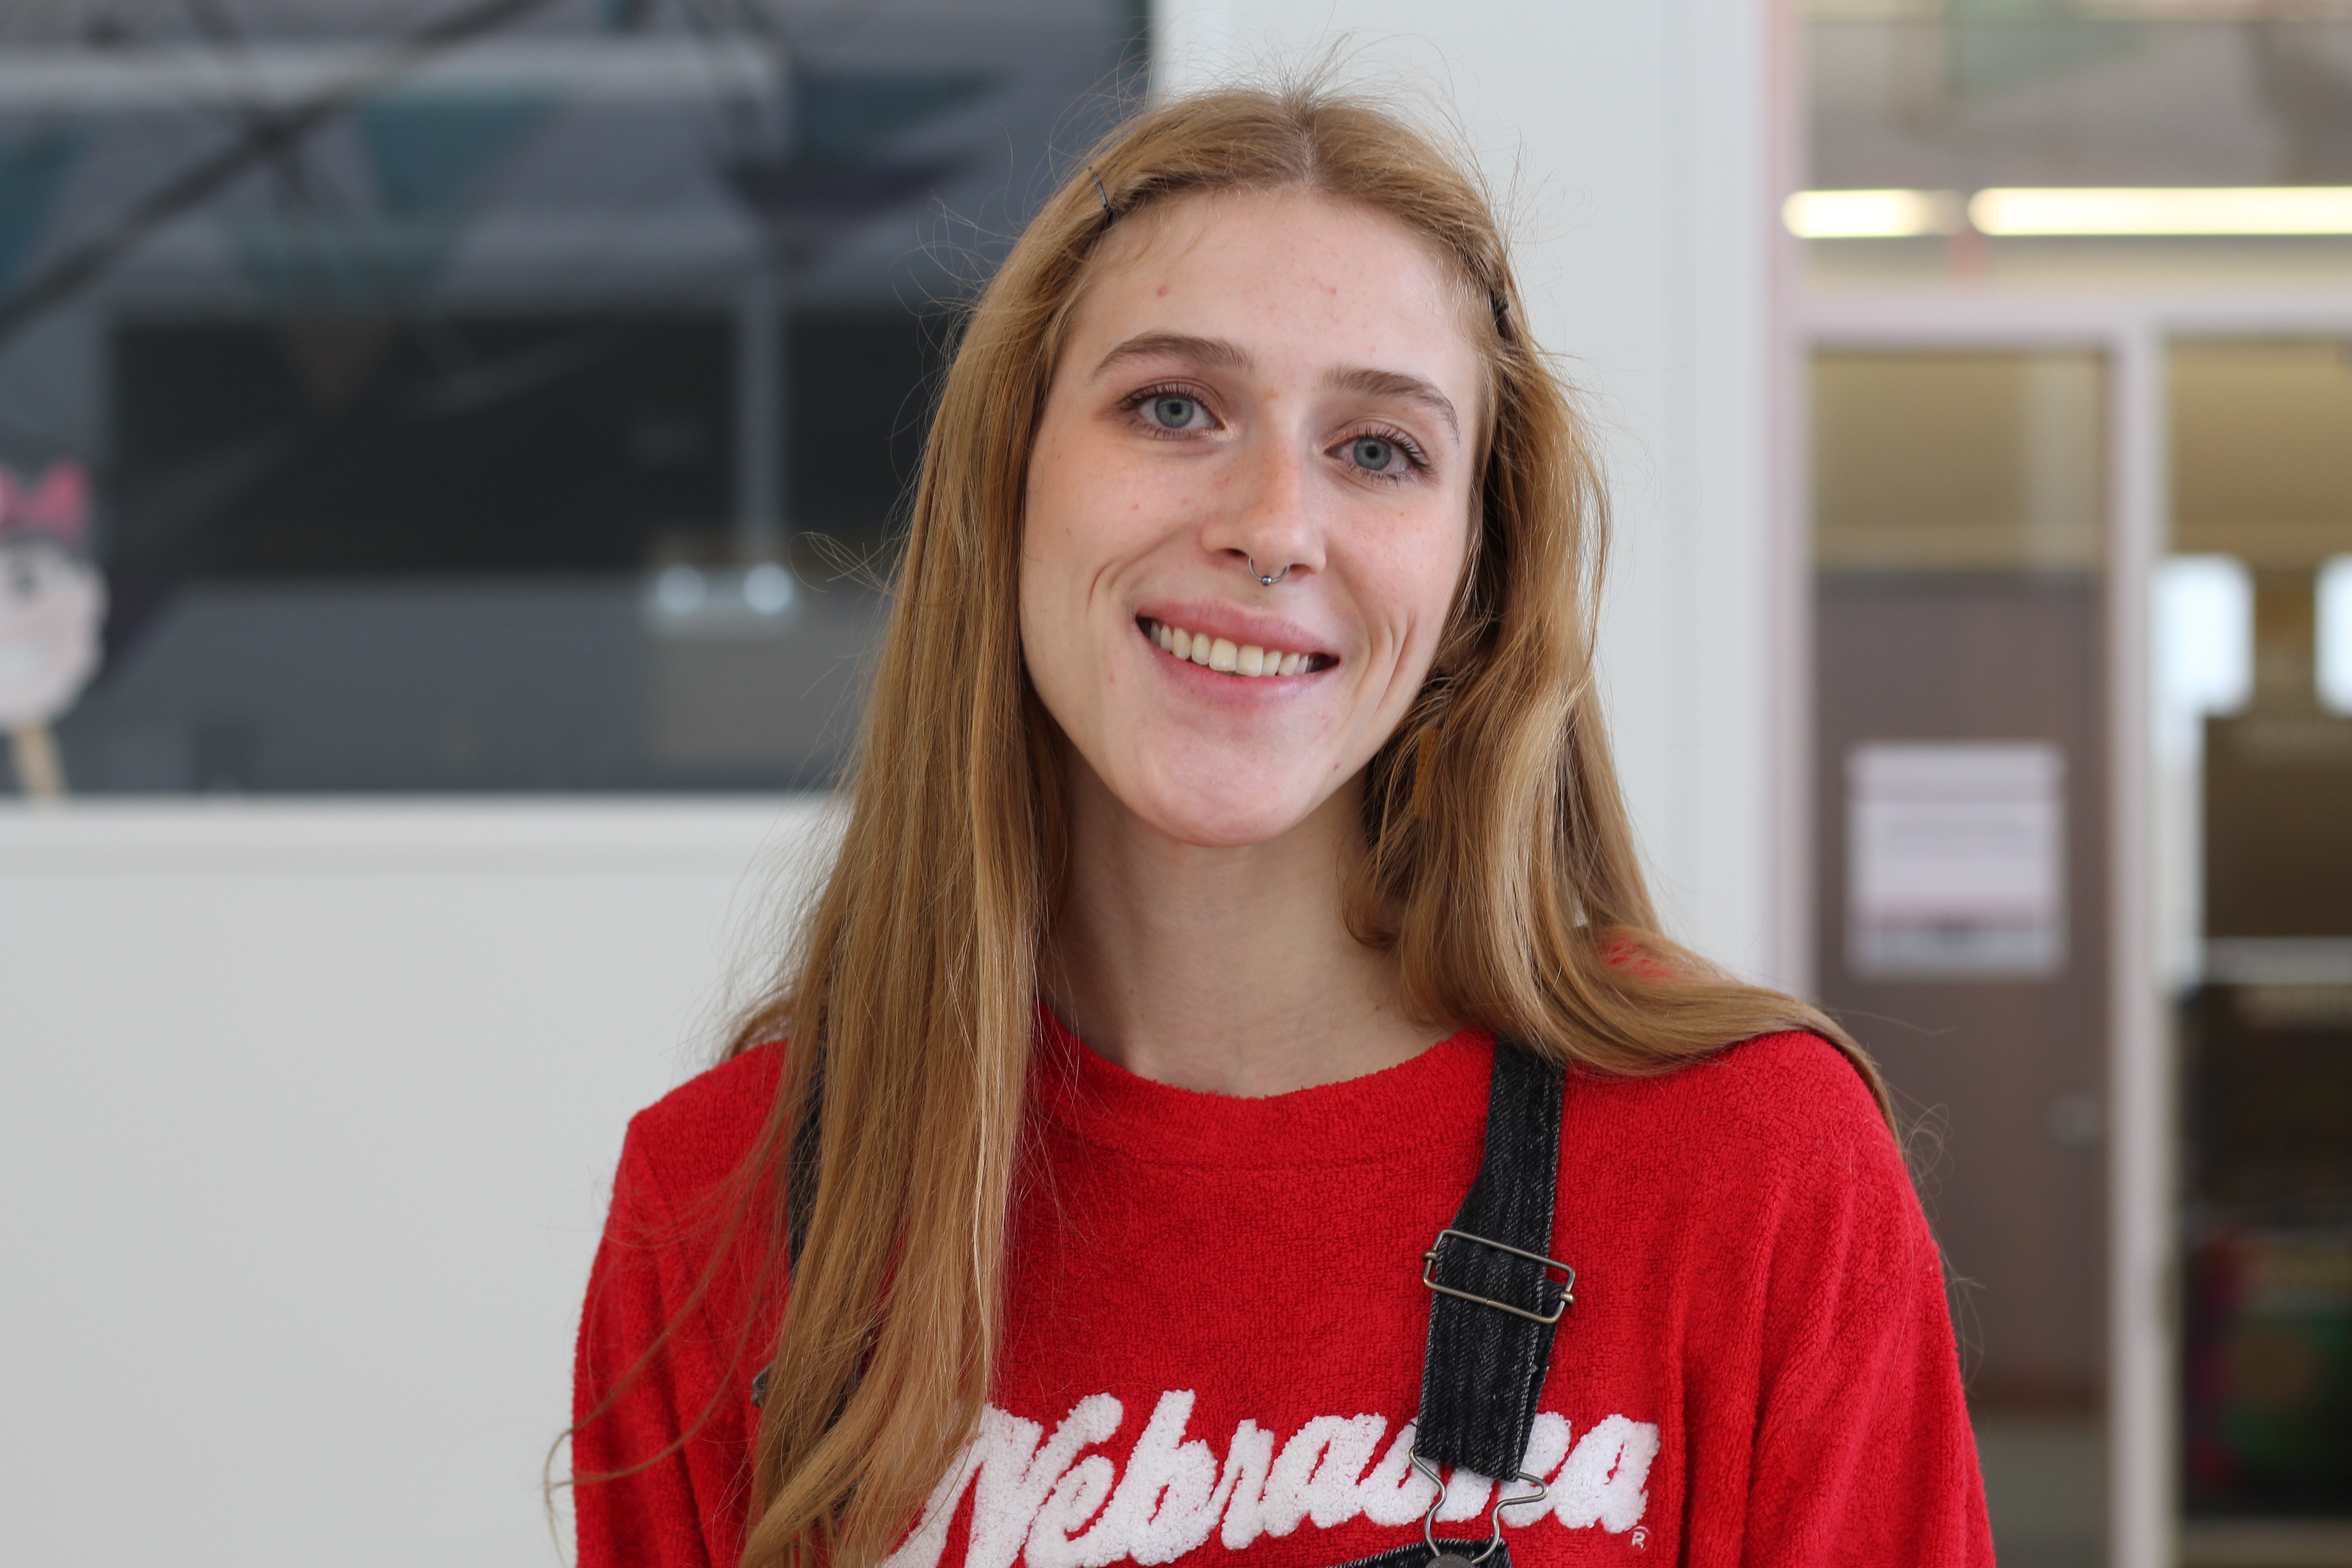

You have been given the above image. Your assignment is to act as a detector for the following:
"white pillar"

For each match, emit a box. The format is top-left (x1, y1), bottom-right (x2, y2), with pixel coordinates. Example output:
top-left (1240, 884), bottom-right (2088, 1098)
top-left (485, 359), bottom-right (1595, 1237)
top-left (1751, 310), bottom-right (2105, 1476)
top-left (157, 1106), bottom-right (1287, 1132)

top-left (1156, 0), bottom-right (1786, 983)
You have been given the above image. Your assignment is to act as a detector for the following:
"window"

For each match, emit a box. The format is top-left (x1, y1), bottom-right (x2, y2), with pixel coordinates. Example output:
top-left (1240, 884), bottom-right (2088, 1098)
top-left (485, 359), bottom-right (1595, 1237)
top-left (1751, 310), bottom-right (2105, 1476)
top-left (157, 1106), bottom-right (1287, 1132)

top-left (0, 0), bottom-right (1148, 794)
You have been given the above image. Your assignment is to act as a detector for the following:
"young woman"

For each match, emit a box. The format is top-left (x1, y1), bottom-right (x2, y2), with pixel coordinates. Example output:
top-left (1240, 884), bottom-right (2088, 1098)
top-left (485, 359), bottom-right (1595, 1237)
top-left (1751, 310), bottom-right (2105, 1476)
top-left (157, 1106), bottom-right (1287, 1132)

top-left (571, 85), bottom-right (1992, 1568)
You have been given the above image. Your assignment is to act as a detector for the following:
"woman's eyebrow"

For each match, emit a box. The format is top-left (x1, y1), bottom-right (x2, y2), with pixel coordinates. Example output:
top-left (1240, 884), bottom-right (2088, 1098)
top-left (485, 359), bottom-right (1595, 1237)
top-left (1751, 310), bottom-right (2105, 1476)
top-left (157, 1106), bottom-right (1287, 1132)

top-left (1325, 366), bottom-right (1460, 442)
top-left (1093, 331), bottom-right (1254, 378)
top-left (1092, 335), bottom-right (1460, 441)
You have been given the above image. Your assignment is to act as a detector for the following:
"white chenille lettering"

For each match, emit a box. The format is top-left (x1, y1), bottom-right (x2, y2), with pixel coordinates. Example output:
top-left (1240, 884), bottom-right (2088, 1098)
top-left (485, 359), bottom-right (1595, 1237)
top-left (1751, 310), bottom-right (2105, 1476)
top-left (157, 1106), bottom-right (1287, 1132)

top-left (1182, 1421), bottom-right (1257, 1557)
top-left (1552, 1414), bottom-right (1661, 1534)
top-left (1356, 1421), bottom-right (1442, 1527)
top-left (1520, 1412), bottom-right (1574, 1491)
top-left (884, 1410), bottom-right (1041, 1568)
top-left (1306, 1416), bottom-right (1388, 1529)
top-left (1027, 1455), bottom-right (1117, 1568)
top-left (1214, 1420), bottom-right (1279, 1549)
top-left (1069, 1392), bottom-right (1222, 1567)
top-left (1260, 1414), bottom-right (1387, 1533)
top-left (889, 1393), bottom-right (1650, 1567)
top-left (960, 1395), bottom-right (1123, 1568)
top-left (1255, 1418), bottom-right (1328, 1537)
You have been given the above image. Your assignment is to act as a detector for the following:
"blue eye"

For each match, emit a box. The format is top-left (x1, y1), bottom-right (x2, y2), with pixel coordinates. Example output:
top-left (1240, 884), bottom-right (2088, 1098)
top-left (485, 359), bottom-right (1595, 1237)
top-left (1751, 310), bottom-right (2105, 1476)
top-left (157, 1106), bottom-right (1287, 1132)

top-left (1350, 436), bottom-right (1398, 472)
top-left (1147, 395), bottom-right (1201, 429)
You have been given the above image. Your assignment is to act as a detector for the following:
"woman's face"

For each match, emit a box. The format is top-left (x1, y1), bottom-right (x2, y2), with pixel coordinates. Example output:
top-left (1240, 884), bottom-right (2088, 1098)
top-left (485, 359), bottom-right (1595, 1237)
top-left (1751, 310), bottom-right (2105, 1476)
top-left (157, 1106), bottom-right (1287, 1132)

top-left (1021, 188), bottom-right (1485, 848)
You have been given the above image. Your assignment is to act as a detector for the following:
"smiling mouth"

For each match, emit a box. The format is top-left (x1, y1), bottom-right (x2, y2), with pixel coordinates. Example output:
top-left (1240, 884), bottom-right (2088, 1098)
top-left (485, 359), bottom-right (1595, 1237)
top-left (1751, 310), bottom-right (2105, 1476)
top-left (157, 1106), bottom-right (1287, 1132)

top-left (1139, 617), bottom-right (1334, 678)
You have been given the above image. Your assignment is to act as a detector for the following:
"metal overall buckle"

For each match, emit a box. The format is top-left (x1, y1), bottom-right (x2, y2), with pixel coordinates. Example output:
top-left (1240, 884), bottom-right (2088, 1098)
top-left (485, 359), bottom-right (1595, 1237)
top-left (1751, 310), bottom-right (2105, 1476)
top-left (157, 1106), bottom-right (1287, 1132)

top-left (1408, 1451), bottom-right (1550, 1567)
top-left (1420, 1228), bottom-right (1575, 1324)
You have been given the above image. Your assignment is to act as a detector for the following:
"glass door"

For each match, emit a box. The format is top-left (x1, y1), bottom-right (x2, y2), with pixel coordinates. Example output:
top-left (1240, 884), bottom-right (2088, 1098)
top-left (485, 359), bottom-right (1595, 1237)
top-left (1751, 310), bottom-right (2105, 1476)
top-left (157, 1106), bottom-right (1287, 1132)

top-left (1813, 348), bottom-right (2112, 1568)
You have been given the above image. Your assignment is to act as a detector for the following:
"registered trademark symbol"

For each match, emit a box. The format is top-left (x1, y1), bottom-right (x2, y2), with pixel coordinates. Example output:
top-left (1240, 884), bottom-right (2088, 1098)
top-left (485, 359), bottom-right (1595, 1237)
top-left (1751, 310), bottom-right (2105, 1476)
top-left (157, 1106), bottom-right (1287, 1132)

top-left (1630, 1527), bottom-right (1648, 1549)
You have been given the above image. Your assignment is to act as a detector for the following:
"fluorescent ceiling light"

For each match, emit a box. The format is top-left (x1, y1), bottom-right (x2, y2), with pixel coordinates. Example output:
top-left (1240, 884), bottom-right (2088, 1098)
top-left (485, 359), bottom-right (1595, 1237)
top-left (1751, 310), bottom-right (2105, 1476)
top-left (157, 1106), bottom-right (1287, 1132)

top-left (1970, 187), bottom-right (2352, 235)
top-left (1783, 189), bottom-right (1963, 239)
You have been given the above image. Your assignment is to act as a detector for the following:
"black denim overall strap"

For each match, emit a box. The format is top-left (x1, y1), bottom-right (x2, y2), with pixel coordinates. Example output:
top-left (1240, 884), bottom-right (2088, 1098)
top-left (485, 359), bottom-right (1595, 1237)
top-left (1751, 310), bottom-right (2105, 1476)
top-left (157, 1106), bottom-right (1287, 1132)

top-left (1328, 1039), bottom-right (1570, 1568)
top-left (1415, 1040), bottom-right (1571, 1476)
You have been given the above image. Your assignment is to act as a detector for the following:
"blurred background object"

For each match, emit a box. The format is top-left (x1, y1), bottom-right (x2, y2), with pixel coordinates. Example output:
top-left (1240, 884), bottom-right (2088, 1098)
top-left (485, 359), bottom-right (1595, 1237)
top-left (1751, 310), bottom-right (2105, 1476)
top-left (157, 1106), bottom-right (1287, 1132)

top-left (0, 458), bottom-right (106, 795)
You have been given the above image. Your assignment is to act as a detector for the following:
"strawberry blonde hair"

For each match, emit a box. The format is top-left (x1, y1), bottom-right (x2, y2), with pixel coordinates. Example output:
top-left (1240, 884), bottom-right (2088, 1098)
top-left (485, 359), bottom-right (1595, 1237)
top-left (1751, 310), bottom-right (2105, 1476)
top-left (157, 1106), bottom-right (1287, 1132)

top-left (572, 78), bottom-right (1886, 1568)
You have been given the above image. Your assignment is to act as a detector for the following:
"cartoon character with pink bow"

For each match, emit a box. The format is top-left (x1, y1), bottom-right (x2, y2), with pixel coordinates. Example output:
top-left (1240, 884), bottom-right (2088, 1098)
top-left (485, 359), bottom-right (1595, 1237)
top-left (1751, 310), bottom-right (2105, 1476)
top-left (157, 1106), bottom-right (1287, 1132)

top-left (0, 461), bottom-right (106, 798)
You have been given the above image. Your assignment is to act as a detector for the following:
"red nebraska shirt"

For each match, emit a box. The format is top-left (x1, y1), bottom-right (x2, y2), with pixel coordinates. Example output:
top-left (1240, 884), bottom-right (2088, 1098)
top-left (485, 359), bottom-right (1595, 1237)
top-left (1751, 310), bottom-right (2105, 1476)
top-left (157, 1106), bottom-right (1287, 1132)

top-left (573, 1019), bottom-right (1992, 1567)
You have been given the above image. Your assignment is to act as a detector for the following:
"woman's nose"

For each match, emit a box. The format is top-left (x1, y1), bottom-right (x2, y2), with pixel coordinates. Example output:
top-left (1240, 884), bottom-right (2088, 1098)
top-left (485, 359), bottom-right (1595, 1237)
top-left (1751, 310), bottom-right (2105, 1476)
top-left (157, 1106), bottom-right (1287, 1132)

top-left (1205, 433), bottom-right (1324, 581)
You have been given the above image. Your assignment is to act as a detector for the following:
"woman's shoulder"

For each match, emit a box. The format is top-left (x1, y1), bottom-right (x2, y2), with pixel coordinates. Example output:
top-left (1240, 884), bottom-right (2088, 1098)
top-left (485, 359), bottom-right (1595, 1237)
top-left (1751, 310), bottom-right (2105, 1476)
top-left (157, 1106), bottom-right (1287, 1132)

top-left (1568, 1029), bottom-right (1904, 1196)
top-left (617, 1040), bottom-right (788, 1202)
top-left (1556, 1031), bottom-right (1931, 1308)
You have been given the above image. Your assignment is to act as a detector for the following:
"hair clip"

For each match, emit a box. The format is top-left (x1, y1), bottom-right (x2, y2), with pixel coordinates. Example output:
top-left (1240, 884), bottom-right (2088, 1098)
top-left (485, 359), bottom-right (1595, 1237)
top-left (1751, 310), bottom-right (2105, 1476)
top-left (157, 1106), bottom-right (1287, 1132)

top-left (1089, 167), bottom-right (1116, 224)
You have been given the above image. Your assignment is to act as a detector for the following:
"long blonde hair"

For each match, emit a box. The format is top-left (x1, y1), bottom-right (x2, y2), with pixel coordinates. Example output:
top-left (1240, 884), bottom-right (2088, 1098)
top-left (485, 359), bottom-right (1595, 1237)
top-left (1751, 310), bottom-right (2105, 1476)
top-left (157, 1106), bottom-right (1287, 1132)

top-left (589, 79), bottom-right (1886, 1568)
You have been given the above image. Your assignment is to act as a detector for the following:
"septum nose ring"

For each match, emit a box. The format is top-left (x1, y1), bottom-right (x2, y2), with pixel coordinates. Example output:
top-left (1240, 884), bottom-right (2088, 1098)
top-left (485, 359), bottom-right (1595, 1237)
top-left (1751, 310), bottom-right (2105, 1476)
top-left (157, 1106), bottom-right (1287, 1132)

top-left (1247, 556), bottom-right (1288, 588)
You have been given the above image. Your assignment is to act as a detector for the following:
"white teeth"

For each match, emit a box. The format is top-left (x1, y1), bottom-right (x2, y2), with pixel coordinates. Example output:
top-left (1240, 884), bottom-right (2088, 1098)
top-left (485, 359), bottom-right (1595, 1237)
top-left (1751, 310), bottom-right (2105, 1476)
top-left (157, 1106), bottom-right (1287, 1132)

top-left (1148, 619), bottom-right (1314, 677)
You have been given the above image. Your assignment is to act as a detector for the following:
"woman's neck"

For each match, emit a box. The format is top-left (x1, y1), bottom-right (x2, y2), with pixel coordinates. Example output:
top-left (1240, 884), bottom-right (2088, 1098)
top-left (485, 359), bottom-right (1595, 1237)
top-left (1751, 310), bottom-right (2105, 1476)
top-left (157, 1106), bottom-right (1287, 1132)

top-left (1044, 756), bottom-right (1451, 1097)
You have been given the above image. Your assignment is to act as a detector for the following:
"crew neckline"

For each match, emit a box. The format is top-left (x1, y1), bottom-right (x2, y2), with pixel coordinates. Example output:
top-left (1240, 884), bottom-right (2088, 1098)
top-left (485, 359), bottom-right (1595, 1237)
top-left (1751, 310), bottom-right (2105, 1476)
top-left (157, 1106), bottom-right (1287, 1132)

top-left (1031, 1005), bottom-right (1494, 1170)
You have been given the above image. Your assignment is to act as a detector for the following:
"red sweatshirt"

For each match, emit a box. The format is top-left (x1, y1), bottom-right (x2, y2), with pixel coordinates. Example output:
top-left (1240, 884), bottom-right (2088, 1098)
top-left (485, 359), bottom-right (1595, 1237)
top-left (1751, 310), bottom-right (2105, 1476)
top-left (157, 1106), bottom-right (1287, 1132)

top-left (573, 1019), bottom-right (1992, 1567)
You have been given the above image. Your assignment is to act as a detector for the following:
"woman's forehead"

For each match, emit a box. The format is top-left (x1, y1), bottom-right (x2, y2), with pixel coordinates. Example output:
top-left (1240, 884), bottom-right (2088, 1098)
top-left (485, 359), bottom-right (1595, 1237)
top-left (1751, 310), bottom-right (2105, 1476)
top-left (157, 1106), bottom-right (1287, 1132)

top-left (1065, 187), bottom-right (1489, 398)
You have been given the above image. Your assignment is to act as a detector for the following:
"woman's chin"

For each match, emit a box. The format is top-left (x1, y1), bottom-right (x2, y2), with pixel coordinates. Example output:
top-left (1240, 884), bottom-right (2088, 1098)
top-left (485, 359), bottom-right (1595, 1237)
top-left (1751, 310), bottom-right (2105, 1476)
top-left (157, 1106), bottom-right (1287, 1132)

top-left (1121, 776), bottom-right (1327, 852)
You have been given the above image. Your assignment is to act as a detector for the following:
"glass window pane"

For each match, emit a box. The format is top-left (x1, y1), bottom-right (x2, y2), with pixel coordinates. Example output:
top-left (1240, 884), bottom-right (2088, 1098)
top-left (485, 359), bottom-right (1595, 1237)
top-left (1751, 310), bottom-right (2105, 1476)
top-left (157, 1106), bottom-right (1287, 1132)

top-left (1814, 349), bottom-right (2104, 572)
top-left (1812, 347), bottom-right (2112, 1568)
top-left (1809, 2), bottom-right (2352, 191)
top-left (0, 2), bottom-right (1147, 794)
top-left (2164, 337), bottom-right (2352, 1524)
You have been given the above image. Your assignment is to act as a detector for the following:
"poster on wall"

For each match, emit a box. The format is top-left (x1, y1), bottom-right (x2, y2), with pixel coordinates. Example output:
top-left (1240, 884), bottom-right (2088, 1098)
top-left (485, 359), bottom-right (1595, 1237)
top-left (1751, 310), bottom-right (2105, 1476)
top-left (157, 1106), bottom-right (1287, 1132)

top-left (1847, 741), bottom-right (2066, 980)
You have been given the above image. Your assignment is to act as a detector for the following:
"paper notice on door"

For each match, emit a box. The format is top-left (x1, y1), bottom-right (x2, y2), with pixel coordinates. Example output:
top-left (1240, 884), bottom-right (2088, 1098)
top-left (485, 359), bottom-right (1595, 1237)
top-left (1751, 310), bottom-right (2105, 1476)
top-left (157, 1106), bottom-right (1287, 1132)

top-left (1847, 742), bottom-right (2066, 980)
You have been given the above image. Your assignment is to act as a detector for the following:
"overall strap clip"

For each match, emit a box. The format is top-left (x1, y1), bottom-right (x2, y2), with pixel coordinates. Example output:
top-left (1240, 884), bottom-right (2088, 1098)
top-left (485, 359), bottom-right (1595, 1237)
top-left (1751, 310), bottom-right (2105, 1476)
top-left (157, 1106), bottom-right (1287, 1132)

top-left (1421, 1229), bottom-right (1573, 1325)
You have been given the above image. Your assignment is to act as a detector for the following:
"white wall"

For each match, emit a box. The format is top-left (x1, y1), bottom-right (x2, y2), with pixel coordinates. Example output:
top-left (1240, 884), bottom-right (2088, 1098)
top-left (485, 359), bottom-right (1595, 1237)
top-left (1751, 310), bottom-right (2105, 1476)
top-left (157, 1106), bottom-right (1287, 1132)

top-left (1157, 0), bottom-right (1787, 982)
top-left (0, 799), bottom-right (832, 1567)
